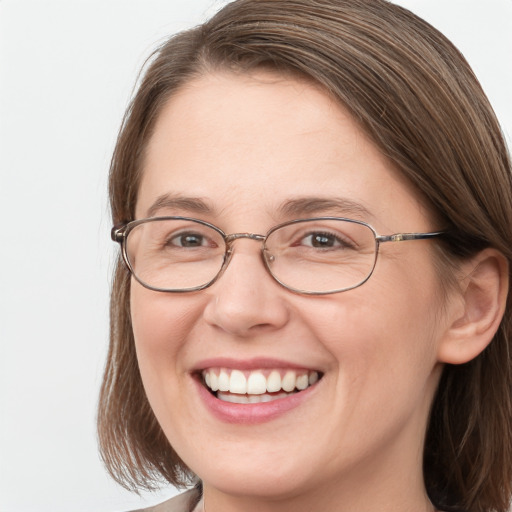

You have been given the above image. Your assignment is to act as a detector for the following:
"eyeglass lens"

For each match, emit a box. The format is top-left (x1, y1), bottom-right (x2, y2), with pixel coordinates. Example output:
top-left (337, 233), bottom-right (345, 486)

top-left (124, 218), bottom-right (377, 293)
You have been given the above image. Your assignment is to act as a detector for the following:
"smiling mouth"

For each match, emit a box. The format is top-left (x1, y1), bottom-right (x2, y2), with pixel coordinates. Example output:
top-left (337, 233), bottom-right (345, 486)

top-left (200, 368), bottom-right (322, 404)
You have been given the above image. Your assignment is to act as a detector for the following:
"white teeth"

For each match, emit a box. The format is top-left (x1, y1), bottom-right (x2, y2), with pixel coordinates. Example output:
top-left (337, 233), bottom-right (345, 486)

top-left (209, 372), bottom-right (219, 391)
top-left (281, 370), bottom-right (296, 392)
top-left (218, 392), bottom-right (250, 404)
top-left (229, 370), bottom-right (247, 394)
top-left (266, 370), bottom-right (282, 392)
top-left (248, 394), bottom-right (263, 403)
top-left (247, 372), bottom-right (267, 394)
top-left (202, 368), bottom-right (321, 397)
top-left (218, 391), bottom-right (292, 404)
top-left (218, 369), bottom-right (230, 392)
top-left (296, 374), bottom-right (309, 390)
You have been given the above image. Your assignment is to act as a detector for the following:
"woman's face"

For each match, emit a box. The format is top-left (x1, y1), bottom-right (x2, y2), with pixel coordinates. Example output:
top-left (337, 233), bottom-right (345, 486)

top-left (132, 71), bottom-right (452, 504)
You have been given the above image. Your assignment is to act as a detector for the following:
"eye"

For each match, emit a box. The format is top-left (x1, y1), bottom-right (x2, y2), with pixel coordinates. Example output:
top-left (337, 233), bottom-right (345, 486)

top-left (303, 232), bottom-right (340, 248)
top-left (168, 232), bottom-right (212, 248)
top-left (299, 231), bottom-right (352, 249)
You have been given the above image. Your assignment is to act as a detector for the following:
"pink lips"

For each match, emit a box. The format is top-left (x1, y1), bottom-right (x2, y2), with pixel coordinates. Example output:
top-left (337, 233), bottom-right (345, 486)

top-left (193, 357), bottom-right (322, 424)
top-left (194, 357), bottom-right (315, 372)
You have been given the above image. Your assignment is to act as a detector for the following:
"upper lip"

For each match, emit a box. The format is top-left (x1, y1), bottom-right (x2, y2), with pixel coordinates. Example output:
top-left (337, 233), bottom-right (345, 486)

top-left (192, 357), bottom-right (321, 373)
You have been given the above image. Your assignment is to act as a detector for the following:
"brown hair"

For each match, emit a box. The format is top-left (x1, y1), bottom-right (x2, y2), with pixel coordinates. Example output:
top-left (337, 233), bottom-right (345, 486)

top-left (98, 1), bottom-right (512, 510)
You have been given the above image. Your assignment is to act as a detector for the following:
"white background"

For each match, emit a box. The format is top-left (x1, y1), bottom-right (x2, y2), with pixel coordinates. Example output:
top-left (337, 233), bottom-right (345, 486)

top-left (0, 1), bottom-right (511, 511)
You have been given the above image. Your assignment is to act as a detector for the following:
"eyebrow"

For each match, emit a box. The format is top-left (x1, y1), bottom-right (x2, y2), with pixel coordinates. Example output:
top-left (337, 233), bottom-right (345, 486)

top-left (278, 197), bottom-right (374, 220)
top-left (146, 193), bottom-right (373, 222)
top-left (146, 193), bottom-right (216, 218)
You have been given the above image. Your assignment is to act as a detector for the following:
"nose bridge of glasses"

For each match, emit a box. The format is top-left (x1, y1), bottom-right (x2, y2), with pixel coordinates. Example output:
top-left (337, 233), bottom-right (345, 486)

top-left (217, 232), bottom-right (271, 286)
top-left (222, 232), bottom-right (269, 270)
top-left (225, 232), bottom-right (266, 244)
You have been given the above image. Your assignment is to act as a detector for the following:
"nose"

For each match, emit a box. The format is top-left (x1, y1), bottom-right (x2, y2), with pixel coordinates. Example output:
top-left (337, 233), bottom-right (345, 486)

top-left (202, 240), bottom-right (290, 337)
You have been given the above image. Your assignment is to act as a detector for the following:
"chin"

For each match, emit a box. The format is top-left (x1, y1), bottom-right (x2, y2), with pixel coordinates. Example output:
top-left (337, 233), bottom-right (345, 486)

top-left (201, 464), bottom-right (316, 500)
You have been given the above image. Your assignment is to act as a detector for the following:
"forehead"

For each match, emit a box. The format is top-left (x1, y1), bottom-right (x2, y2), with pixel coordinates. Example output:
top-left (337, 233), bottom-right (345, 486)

top-left (137, 71), bottom-right (429, 232)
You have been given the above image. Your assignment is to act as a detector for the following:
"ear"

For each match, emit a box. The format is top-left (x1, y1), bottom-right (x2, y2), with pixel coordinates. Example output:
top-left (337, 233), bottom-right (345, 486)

top-left (437, 248), bottom-right (509, 365)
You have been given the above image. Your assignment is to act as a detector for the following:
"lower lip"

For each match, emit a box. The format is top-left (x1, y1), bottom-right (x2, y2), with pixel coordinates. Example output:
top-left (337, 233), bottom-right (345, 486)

top-left (194, 377), bottom-right (319, 424)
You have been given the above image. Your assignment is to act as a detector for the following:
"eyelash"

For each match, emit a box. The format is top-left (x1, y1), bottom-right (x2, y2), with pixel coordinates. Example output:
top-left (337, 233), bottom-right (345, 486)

top-left (295, 231), bottom-right (356, 250)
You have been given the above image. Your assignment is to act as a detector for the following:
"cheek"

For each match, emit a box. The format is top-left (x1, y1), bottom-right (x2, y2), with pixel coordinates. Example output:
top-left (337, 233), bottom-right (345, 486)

top-left (304, 255), bottom-right (443, 398)
top-left (131, 284), bottom-right (197, 348)
top-left (130, 283), bottom-right (201, 400)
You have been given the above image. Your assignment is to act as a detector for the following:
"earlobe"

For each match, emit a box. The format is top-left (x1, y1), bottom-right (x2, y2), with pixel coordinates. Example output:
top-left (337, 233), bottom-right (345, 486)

top-left (437, 248), bottom-right (509, 365)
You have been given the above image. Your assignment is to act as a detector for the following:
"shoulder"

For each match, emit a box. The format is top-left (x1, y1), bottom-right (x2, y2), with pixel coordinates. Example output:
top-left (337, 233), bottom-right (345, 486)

top-left (128, 489), bottom-right (201, 512)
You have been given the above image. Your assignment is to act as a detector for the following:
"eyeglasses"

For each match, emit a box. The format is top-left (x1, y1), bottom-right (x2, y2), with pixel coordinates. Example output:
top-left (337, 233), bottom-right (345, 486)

top-left (111, 216), bottom-right (444, 295)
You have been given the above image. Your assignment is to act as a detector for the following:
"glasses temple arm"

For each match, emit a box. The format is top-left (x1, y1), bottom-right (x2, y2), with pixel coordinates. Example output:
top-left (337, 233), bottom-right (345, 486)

top-left (111, 224), bottom-right (128, 243)
top-left (376, 231), bottom-right (445, 243)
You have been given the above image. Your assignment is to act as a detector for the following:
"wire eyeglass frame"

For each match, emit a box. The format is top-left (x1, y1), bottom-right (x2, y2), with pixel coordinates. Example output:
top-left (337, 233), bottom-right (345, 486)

top-left (111, 216), bottom-right (444, 295)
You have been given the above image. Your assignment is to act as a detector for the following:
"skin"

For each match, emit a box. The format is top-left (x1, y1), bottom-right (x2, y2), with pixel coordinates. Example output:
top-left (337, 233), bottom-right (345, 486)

top-left (130, 71), bottom-right (464, 512)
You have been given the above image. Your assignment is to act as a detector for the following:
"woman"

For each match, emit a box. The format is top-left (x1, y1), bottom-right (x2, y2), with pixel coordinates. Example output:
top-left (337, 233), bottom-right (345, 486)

top-left (98, 1), bottom-right (512, 511)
